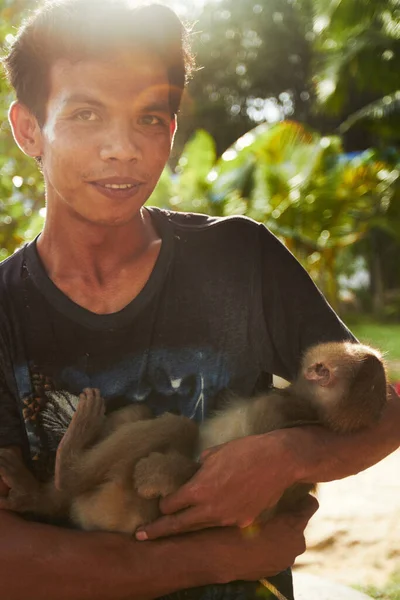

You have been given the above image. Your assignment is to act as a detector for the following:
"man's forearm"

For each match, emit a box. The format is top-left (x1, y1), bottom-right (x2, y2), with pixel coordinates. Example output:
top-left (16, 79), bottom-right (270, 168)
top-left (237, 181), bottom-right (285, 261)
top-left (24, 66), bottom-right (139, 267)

top-left (281, 387), bottom-right (400, 485)
top-left (0, 510), bottom-right (221, 600)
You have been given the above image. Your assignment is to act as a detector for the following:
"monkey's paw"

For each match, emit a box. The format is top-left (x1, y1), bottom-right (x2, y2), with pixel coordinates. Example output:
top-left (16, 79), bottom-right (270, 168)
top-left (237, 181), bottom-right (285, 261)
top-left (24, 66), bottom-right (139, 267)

top-left (77, 388), bottom-right (105, 421)
top-left (134, 453), bottom-right (178, 499)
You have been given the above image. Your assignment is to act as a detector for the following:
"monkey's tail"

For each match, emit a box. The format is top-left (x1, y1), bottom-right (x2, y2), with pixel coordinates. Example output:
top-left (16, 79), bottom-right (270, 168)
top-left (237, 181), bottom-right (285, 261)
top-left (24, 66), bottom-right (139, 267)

top-left (259, 578), bottom-right (290, 600)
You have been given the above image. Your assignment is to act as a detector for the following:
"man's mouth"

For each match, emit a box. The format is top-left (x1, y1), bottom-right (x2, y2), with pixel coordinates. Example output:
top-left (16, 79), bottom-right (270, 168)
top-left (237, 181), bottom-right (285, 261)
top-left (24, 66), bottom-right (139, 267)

top-left (89, 177), bottom-right (145, 199)
top-left (102, 183), bottom-right (137, 190)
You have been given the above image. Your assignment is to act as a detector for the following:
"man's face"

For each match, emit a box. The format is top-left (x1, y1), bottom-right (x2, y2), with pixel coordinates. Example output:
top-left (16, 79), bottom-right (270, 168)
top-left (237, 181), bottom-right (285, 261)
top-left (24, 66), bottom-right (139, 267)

top-left (38, 50), bottom-right (175, 226)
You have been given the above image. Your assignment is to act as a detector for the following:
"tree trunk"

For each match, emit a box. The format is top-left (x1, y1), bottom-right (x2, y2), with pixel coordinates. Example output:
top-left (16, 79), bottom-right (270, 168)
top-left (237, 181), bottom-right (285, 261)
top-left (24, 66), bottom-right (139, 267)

top-left (370, 231), bottom-right (385, 316)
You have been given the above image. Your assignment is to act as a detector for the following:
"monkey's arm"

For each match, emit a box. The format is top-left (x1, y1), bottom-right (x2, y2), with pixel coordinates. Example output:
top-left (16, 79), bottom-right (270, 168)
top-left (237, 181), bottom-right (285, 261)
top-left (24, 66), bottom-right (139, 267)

top-left (0, 462), bottom-right (317, 600)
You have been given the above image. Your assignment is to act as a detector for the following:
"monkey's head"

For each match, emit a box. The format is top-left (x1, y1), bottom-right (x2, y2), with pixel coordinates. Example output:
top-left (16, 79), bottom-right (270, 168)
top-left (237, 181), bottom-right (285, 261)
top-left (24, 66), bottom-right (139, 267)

top-left (297, 342), bottom-right (388, 432)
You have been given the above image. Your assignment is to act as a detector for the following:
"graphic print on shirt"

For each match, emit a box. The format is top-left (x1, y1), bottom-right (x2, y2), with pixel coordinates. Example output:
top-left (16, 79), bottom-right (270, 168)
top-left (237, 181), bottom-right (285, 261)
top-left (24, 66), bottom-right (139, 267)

top-left (16, 347), bottom-right (230, 480)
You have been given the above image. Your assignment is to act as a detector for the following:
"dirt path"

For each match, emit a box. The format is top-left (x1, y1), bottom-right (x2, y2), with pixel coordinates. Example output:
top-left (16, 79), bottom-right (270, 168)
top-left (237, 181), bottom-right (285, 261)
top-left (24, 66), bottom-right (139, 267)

top-left (295, 449), bottom-right (400, 589)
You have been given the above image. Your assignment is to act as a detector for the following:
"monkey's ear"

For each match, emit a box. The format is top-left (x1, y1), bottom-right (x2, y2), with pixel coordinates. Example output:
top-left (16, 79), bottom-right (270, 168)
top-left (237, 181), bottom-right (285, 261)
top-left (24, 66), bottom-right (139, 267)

top-left (304, 362), bottom-right (334, 387)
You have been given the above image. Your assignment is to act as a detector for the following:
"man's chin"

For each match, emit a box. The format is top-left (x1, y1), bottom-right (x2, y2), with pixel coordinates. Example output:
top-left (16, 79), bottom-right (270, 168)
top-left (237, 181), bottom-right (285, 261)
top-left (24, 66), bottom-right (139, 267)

top-left (74, 208), bottom-right (144, 228)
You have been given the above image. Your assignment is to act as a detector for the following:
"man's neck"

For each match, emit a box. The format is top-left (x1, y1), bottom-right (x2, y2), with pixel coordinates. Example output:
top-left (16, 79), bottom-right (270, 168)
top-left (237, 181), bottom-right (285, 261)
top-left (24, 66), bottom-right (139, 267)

top-left (36, 207), bottom-right (162, 314)
top-left (38, 207), bottom-right (156, 281)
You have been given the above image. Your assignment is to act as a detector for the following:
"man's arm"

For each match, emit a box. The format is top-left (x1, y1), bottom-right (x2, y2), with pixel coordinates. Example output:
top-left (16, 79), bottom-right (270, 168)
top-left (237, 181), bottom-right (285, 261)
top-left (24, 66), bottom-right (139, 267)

top-left (138, 388), bottom-right (400, 540)
top-left (286, 385), bottom-right (400, 484)
top-left (0, 472), bottom-right (317, 600)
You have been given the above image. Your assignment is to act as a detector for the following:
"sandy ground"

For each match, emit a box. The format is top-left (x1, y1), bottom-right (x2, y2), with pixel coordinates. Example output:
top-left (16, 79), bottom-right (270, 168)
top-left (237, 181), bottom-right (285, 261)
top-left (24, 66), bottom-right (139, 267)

top-left (294, 449), bottom-right (400, 589)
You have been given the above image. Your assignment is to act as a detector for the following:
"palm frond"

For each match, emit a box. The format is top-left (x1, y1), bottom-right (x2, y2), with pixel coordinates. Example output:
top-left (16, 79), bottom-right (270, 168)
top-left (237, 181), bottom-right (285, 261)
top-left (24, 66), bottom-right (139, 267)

top-left (340, 91), bottom-right (400, 132)
top-left (326, 0), bottom-right (395, 34)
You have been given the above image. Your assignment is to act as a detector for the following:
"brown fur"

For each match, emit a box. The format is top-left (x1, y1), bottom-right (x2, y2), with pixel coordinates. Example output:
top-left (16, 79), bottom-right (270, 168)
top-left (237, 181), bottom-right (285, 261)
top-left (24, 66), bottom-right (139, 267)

top-left (0, 389), bottom-right (199, 532)
top-left (0, 342), bottom-right (388, 533)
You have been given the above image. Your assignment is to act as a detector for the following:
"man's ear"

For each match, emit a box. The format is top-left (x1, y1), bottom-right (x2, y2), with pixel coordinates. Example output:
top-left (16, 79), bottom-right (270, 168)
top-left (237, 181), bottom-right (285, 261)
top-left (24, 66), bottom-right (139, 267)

top-left (8, 101), bottom-right (43, 158)
top-left (170, 115), bottom-right (177, 145)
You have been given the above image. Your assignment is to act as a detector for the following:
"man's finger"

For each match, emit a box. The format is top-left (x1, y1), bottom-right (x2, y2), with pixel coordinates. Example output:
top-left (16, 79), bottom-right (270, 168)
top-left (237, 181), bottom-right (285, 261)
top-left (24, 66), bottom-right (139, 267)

top-left (135, 506), bottom-right (212, 541)
top-left (0, 470), bottom-right (12, 490)
top-left (285, 494), bottom-right (319, 531)
top-left (159, 482), bottom-right (199, 515)
top-left (0, 496), bottom-right (12, 509)
top-left (199, 445), bottom-right (222, 462)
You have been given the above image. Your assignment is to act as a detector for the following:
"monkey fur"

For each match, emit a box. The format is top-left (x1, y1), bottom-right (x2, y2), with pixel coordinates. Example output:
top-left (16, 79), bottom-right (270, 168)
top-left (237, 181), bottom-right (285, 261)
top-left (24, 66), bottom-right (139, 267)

top-left (0, 395), bottom-right (199, 533)
top-left (0, 341), bottom-right (388, 533)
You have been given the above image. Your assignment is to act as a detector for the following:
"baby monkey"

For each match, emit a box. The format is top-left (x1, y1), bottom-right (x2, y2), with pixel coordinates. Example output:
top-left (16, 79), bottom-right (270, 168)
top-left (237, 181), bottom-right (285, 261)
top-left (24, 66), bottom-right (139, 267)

top-left (0, 341), bottom-right (388, 533)
top-left (0, 397), bottom-right (199, 533)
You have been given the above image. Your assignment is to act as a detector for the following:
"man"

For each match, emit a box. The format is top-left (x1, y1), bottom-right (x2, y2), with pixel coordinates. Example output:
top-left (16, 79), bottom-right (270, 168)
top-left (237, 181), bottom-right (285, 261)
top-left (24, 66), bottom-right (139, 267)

top-left (0, 1), bottom-right (399, 599)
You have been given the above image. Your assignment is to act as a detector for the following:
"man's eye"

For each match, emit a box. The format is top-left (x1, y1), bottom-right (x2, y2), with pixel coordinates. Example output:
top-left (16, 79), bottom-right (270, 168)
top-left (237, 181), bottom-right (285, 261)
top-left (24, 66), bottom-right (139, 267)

top-left (74, 110), bottom-right (99, 122)
top-left (139, 115), bottom-right (164, 126)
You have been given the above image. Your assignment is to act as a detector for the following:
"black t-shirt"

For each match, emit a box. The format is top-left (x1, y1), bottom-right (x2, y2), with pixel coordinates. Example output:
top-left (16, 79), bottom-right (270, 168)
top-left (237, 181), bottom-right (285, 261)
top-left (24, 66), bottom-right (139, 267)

top-left (0, 208), bottom-right (355, 599)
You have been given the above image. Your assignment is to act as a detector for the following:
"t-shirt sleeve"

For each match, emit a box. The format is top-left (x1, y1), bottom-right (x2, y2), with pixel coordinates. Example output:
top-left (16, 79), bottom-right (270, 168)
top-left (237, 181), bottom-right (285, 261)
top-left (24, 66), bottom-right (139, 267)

top-left (258, 223), bottom-right (357, 382)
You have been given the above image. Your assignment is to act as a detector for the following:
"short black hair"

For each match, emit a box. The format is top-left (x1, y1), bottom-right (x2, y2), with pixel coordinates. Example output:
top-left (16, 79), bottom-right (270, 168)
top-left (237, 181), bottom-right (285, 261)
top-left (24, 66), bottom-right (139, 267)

top-left (2, 0), bottom-right (195, 125)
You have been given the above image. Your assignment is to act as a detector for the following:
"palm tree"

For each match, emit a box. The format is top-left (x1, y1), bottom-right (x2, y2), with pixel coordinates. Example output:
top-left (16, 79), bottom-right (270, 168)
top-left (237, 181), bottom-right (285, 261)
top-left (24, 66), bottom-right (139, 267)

top-left (307, 0), bottom-right (400, 139)
top-left (149, 121), bottom-right (400, 310)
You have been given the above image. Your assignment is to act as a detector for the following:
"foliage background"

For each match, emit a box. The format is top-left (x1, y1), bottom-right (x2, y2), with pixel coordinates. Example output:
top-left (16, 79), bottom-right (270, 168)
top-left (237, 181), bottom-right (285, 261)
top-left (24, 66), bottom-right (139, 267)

top-left (1, 0), bottom-right (400, 317)
top-left (0, 1), bottom-right (399, 594)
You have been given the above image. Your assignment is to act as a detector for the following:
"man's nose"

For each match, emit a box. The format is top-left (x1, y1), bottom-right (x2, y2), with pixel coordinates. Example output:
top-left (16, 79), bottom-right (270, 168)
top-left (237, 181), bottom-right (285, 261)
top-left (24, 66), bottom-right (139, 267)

top-left (99, 122), bottom-right (143, 162)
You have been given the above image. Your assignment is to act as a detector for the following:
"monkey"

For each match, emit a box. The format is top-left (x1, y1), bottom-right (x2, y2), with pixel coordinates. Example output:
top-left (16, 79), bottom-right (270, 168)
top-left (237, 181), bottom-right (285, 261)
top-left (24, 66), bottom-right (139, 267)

top-left (0, 391), bottom-right (199, 533)
top-left (0, 341), bottom-right (388, 534)
top-left (198, 340), bottom-right (388, 518)
top-left (133, 340), bottom-right (388, 521)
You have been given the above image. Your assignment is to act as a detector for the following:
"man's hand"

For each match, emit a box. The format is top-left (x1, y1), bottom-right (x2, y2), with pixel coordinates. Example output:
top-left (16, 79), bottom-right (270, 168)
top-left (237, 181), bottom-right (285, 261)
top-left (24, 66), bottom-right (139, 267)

top-left (136, 432), bottom-right (298, 540)
top-left (0, 446), bottom-right (21, 499)
top-left (154, 494), bottom-right (318, 583)
top-left (0, 476), bottom-right (9, 498)
top-left (212, 494), bottom-right (319, 581)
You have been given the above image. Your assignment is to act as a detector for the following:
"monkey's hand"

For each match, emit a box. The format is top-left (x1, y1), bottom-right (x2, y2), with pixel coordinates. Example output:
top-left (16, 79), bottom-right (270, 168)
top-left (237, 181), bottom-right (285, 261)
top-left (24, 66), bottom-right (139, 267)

top-left (135, 451), bottom-right (199, 499)
top-left (136, 433), bottom-right (299, 540)
top-left (0, 449), bottom-right (41, 513)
